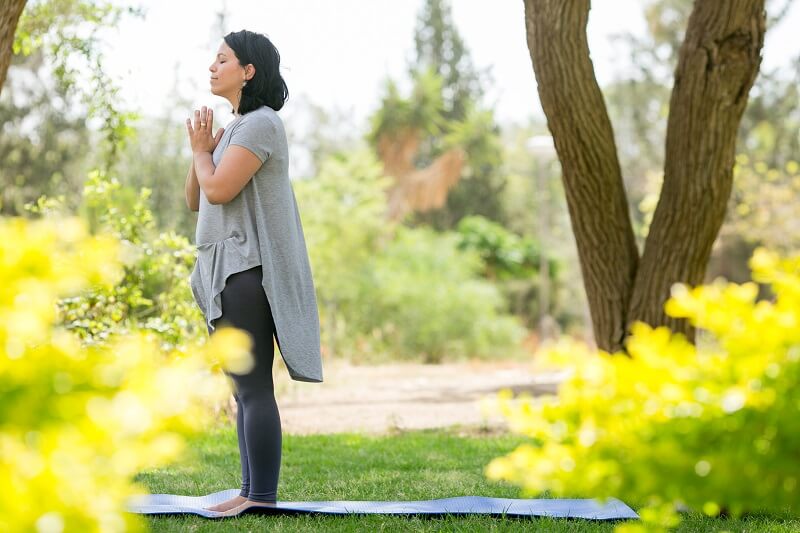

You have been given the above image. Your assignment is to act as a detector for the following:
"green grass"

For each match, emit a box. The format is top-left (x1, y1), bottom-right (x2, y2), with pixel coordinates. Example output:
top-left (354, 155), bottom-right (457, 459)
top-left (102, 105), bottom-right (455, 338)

top-left (133, 423), bottom-right (800, 532)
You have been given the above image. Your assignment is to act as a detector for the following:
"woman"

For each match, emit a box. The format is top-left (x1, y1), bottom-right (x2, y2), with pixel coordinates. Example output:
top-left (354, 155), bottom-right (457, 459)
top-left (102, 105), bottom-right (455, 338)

top-left (184, 29), bottom-right (324, 516)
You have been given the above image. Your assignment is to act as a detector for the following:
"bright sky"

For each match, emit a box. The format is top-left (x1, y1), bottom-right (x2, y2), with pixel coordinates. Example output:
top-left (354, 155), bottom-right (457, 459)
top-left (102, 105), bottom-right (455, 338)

top-left (97, 0), bottom-right (799, 173)
top-left (102, 0), bottom-right (800, 120)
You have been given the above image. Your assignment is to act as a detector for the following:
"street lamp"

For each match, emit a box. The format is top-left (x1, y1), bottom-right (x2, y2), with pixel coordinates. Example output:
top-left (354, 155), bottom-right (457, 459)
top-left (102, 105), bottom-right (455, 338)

top-left (526, 135), bottom-right (557, 342)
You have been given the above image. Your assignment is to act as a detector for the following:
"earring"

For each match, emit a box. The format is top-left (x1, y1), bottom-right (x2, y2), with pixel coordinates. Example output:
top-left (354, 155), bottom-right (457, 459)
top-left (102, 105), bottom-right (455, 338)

top-left (242, 80), bottom-right (247, 87)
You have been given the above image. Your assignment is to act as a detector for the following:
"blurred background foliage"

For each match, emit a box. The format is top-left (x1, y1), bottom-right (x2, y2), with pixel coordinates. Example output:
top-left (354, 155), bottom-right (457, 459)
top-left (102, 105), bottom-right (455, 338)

top-left (2, 0), bottom-right (798, 364)
top-left (2, 0), bottom-right (799, 529)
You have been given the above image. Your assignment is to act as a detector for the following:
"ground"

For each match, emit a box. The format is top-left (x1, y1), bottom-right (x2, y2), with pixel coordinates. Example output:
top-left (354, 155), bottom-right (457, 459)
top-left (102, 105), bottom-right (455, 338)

top-left (252, 357), bottom-right (567, 436)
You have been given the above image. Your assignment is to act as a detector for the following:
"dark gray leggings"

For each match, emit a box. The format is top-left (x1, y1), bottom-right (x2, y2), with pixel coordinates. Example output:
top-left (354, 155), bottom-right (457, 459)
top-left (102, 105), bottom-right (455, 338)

top-left (207, 264), bottom-right (281, 503)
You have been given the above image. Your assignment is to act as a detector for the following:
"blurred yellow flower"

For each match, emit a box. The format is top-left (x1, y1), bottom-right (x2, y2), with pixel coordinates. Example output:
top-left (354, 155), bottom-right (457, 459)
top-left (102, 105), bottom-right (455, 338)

top-left (486, 247), bottom-right (800, 531)
top-left (0, 216), bottom-right (231, 532)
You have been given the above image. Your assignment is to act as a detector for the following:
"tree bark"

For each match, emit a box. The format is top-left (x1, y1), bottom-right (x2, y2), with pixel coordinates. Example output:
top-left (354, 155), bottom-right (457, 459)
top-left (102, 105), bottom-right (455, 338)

top-left (627, 1), bottom-right (766, 340)
top-left (523, 0), bottom-right (639, 352)
top-left (523, 0), bottom-right (766, 350)
top-left (0, 0), bottom-right (27, 95)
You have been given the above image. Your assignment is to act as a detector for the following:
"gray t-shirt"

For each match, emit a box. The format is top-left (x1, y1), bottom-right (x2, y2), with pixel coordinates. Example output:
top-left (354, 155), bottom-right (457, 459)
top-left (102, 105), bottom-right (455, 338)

top-left (190, 104), bottom-right (323, 383)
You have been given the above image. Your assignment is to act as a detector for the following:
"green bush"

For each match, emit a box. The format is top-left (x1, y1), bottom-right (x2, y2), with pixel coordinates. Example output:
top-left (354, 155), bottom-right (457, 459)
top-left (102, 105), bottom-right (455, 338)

top-left (456, 214), bottom-right (552, 281)
top-left (354, 225), bottom-right (528, 363)
top-left (296, 150), bottom-right (529, 363)
top-left (26, 168), bottom-right (204, 349)
top-left (33, 158), bottom-right (529, 365)
top-left (456, 214), bottom-right (566, 329)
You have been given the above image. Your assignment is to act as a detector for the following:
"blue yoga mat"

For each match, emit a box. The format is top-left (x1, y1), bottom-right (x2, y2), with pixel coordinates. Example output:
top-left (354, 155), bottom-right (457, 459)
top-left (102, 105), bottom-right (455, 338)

top-left (125, 488), bottom-right (639, 520)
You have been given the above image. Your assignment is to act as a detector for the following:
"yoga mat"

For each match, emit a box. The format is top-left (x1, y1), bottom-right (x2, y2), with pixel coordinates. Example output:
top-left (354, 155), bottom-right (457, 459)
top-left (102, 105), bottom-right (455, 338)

top-left (125, 488), bottom-right (639, 520)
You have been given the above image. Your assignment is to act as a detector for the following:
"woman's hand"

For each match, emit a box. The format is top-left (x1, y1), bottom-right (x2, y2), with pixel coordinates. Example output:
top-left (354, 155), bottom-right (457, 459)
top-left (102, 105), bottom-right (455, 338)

top-left (186, 106), bottom-right (225, 154)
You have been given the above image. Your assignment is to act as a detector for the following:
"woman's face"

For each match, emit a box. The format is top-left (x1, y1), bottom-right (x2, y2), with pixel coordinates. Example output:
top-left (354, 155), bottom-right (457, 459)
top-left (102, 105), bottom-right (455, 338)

top-left (208, 41), bottom-right (248, 99)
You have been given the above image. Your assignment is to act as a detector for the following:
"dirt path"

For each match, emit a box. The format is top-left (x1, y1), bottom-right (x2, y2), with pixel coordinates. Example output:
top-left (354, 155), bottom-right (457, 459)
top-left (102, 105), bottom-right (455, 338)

top-left (269, 358), bottom-right (566, 436)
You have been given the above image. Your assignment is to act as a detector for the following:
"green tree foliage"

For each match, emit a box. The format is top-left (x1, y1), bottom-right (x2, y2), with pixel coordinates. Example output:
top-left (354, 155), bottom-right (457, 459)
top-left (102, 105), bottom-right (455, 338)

top-left (290, 93), bottom-right (363, 179)
top-left (368, 0), bottom-right (508, 230)
top-left (407, 0), bottom-right (506, 230)
top-left (497, 123), bottom-right (591, 334)
top-left (25, 169), bottom-right (204, 349)
top-left (0, 54), bottom-right (91, 216)
top-left (360, 224), bottom-right (529, 363)
top-left (295, 149), bottom-right (528, 363)
top-left (367, 67), bottom-right (448, 145)
top-left (604, 0), bottom-right (799, 254)
top-left (11, 0), bottom-right (143, 173)
top-left (111, 86), bottom-right (201, 237)
top-left (737, 58), bottom-right (799, 169)
top-left (20, 149), bottom-right (528, 366)
top-left (411, 0), bottom-right (485, 122)
top-left (708, 154), bottom-right (800, 284)
top-left (294, 148), bottom-right (395, 359)
top-left (456, 215), bottom-right (550, 281)
top-left (441, 100), bottom-right (503, 179)
top-left (456, 215), bottom-right (563, 330)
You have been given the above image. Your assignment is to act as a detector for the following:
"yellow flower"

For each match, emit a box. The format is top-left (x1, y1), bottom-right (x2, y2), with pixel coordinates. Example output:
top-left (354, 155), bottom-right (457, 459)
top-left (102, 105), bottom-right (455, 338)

top-left (205, 326), bottom-right (255, 374)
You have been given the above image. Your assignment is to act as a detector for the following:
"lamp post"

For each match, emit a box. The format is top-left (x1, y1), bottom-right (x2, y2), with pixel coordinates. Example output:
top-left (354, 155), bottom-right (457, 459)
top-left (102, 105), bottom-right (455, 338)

top-left (526, 134), bottom-right (557, 342)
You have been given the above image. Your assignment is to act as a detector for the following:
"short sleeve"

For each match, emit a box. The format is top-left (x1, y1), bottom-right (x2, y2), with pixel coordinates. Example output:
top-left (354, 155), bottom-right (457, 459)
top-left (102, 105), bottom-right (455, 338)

top-left (228, 114), bottom-right (275, 164)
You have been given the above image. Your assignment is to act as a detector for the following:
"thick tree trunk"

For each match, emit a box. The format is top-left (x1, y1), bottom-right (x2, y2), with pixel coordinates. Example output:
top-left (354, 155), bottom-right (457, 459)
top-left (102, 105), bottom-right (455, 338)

top-left (627, 1), bottom-right (766, 340)
top-left (523, 0), bottom-right (766, 351)
top-left (0, 0), bottom-right (27, 94)
top-left (523, 0), bottom-right (639, 352)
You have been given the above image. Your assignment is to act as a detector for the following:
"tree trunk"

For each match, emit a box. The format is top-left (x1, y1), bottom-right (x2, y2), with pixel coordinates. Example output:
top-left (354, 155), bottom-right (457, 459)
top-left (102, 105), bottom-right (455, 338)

top-left (523, 0), bottom-right (639, 352)
top-left (0, 0), bottom-right (27, 94)
top-left (523, 0), bottom-right (766, 351)
top-left (627, 0), bottom-right (766, 340)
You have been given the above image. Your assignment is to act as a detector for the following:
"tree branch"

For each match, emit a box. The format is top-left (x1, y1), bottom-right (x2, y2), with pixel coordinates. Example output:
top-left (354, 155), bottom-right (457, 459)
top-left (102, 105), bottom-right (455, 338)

top-left (0, 0), bottom-right (27, 94)
top-left (523, 0), bottom-right (639, 352)
top-left (628, 0), bottom-right (766, 340)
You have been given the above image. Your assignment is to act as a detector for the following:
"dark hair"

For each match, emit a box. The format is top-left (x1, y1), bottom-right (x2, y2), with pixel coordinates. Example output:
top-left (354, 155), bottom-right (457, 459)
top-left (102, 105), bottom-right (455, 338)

top-left (223, 30), bottom-right (289, 114)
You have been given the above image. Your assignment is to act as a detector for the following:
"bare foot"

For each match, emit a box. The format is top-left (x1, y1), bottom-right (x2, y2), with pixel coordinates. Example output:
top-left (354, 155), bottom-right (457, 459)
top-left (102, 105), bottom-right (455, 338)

top-left (216, 498), bottom-right (278, 517)
top-left (204, 494), bottom-right (248, 512)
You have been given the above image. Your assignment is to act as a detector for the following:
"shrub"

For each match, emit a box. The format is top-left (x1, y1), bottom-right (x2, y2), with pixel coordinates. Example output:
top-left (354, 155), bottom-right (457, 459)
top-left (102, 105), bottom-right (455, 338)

top-left (483, 248), bottom-right (800, 531)
top-left (356, 225), bottom-right (528, 363)
top-left (296, 151), bottom-right (528, 363)
top-left (0, 215), bottom-right (250, 532)
top-left (27, 169), bottom-right (205, 349)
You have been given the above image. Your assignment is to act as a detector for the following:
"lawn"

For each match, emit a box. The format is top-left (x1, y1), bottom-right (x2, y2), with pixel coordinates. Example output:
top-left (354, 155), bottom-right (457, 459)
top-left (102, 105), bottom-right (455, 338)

top-left (132, 423), bottom-right (800, 532)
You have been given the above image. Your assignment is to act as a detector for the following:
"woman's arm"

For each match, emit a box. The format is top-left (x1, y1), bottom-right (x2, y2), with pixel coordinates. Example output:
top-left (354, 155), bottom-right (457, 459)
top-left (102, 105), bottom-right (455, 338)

top-left (185, 160), bottom-right (200, 212)
top-left (195, 147), bottom-right (262, 205)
